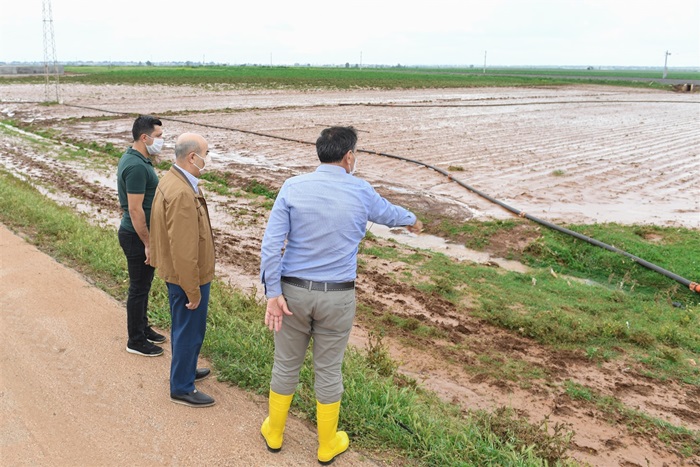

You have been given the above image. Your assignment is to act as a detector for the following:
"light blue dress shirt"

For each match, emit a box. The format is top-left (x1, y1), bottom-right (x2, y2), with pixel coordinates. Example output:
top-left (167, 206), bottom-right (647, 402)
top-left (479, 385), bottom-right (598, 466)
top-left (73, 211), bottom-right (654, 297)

top-left (260, 164), bottom-right (416, 298)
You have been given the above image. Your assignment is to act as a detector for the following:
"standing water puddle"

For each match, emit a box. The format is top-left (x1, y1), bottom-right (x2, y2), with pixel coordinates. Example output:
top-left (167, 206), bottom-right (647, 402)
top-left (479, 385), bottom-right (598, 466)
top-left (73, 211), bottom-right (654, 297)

top-left (368, 223), bottom-right (531, 273)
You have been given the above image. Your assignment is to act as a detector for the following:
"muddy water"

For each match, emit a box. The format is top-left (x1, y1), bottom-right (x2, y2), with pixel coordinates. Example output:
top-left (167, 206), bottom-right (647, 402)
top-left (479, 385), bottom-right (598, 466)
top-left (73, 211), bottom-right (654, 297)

top-left (369, 223), bottom-right (531, 273)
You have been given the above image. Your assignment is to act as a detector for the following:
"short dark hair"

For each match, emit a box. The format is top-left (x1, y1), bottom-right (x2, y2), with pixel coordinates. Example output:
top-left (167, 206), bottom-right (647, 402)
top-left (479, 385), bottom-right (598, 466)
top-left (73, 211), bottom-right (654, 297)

top-left (316, 126), bottom-right (357, 163)
top-left (131, 115), bottom-right (163, 141)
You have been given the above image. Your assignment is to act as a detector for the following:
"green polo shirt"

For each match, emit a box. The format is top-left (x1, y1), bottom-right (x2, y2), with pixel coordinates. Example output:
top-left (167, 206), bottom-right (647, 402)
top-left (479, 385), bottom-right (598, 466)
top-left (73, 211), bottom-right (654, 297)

top-left (117, 147), bottom-right (159, 232)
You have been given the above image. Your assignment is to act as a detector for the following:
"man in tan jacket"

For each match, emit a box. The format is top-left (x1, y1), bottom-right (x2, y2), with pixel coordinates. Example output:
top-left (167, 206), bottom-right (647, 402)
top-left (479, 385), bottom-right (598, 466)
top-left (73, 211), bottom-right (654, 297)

top-left (150, 132), bottom-right (216, 408)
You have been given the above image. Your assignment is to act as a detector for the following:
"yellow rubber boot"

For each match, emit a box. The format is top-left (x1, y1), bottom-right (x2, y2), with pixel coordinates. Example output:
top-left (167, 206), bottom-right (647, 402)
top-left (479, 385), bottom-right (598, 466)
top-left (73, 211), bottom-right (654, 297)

top-left (260, 390), bottom-right (294, 452)
top-left (316, 400), bottom-right (349, 465)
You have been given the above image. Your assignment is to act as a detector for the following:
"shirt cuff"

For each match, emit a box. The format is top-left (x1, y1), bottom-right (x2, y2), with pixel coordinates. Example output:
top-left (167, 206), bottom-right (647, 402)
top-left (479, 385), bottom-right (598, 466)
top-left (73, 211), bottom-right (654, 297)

top-left (264, 281), bottom-right (282, 299)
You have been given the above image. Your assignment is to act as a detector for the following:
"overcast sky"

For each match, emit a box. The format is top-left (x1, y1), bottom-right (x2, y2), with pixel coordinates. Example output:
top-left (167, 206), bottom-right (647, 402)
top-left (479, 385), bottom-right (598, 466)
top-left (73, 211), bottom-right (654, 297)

top-left (1, 0), bottom-right (698, 67)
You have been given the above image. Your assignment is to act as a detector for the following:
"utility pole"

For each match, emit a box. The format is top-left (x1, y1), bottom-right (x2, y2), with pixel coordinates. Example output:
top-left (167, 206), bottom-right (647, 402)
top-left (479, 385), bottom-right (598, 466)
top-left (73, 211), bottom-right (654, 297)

top-left (663, 50), bottom-right (671, 79)
top-left (42, 0), bottom-right (60, 103)
top-left (360, 51), bottom-right (362, 70)
top-left (483, 50), bottom-right (487, 74)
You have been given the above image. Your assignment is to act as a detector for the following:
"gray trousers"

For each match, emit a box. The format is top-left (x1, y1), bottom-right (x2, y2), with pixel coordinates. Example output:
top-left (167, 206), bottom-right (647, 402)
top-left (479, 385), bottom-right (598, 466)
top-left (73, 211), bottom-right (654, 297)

top-left (271, 282), bottom-right (356, 404)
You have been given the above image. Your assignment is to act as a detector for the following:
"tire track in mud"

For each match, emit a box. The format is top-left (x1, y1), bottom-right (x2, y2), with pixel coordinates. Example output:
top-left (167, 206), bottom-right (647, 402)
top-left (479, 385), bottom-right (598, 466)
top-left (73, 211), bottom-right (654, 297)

top-left (1, 139), bottom-right (120, 221)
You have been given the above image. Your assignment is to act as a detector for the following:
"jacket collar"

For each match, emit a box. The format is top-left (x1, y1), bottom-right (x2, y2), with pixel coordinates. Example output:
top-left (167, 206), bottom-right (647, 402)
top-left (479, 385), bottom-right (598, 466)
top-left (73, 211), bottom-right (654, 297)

top-left (170, 165), bottom-right (201, 195)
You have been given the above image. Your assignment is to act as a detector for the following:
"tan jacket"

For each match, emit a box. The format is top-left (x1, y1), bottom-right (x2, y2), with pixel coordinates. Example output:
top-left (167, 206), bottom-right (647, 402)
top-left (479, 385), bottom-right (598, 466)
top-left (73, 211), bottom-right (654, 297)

top-left (150, 166), bottom-right (215, 303)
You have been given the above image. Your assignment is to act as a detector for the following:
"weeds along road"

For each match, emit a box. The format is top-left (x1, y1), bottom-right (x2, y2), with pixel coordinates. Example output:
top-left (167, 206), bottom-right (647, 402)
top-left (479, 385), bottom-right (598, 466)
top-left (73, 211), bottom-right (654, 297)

top-left (0, 224), bottom-right (378, 467)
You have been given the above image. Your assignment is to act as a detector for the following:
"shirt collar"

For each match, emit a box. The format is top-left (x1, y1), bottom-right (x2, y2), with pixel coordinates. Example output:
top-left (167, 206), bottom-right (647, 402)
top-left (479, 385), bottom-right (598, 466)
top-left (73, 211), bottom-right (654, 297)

top-left (316, 164), bottom-right (348, 175)
top-left (173, 164), bottom-right (199, 192)
top-left (126, 147), bottom-right (153, 165)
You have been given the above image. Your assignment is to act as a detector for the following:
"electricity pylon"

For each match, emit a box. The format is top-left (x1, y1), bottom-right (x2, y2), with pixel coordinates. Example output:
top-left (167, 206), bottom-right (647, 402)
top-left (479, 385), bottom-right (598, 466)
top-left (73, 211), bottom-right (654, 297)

top-left (42, 0), bottom-right (60, 103)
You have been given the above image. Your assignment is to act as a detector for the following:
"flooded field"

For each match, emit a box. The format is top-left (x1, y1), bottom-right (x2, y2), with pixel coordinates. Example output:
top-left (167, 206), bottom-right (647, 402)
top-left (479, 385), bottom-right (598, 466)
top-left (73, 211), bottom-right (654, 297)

top-left (1, 82), bottom-right (699, 466)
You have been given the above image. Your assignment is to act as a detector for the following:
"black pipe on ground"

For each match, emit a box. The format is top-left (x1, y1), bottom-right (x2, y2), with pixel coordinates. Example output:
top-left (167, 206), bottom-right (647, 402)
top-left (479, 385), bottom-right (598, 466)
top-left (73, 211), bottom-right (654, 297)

top-left (359, 148), bottom-right (699, 294)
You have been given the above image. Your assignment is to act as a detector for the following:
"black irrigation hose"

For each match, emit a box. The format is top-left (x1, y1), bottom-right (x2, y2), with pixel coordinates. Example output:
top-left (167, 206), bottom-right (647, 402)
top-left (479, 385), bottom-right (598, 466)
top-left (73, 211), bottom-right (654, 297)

top-left (61, 103), bottom-right (700, 294)
top-left (356, 149), bottom-right (699, 295)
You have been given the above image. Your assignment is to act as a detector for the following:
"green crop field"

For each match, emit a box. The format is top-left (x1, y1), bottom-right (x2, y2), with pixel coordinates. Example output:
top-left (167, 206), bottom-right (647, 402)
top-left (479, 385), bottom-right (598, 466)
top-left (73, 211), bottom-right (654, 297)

top-left (3, 64), bottom-right (695, 90)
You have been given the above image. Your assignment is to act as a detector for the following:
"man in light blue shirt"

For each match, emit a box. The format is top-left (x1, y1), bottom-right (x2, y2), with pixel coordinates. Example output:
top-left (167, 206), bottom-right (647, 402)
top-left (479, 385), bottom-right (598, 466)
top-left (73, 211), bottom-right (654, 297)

top-left (259, 126), bottom-right (422, 464)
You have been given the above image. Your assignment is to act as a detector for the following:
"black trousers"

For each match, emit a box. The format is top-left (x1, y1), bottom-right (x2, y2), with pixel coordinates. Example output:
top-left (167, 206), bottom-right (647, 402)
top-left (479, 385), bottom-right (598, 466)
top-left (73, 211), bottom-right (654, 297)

top-left (118, 227), bottom-right (155, 345)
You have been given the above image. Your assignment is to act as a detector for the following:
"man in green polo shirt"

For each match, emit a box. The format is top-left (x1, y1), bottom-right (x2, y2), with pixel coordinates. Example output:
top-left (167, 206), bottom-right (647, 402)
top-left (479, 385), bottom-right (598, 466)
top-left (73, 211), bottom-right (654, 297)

top-left (117, 115), bottom-right (167, 357)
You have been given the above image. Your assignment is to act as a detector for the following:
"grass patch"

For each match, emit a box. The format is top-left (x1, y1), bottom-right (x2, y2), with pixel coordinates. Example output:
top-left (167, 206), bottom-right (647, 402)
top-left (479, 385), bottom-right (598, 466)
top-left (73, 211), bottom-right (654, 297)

top-left (471, 353), bottom-right (549, 386)
top-left (200, 171), bottom-right (231, 195)
top-left (429, 218), bottom-right (523, 251)
top-left (523, 222), bottom-right (700, 301)
top-left (423, 217), bottom-right (699, 307)
top-left (0, 170), bottom-right (127, 296)
top-left (356, 236), bottom-right (700, 385)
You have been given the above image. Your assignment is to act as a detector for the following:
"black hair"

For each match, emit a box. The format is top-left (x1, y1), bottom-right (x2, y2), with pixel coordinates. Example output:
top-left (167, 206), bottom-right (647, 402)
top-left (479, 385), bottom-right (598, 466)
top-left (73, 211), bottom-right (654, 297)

top-left (316, 126), bottom-right (357, 163)
top-left (131, 115), bottom-right (163, 141)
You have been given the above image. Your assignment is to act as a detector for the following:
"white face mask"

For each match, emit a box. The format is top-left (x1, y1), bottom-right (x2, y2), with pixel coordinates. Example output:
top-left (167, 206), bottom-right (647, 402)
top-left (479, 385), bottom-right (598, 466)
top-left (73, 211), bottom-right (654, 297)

top-left (193, 152), bottom-right (212, 173)
top-left (145, 136), bottom-right (164, 155)
top-left (350, 151), bottom-right (358, 175)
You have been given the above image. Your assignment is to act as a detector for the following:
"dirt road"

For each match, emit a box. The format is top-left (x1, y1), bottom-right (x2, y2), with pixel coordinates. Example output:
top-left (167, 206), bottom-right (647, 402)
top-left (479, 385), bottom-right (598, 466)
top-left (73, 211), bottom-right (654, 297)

top-left (0, 224), bottom-right (377, 467)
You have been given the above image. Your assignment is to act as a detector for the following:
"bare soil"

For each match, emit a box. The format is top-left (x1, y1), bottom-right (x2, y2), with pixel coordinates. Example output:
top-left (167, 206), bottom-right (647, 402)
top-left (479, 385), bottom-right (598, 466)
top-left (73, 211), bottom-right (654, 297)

top-left (1, 83), bottom-right (699, 466)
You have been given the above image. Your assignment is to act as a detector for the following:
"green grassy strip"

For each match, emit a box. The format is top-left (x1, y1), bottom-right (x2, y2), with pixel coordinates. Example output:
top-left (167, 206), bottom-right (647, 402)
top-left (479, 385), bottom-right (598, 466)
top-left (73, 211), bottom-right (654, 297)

top-left (426, 217), bottom-right (700, 301)
top-left (0, 169), bottom-right (571, 466)
top-left (0, 65), bottom-right (679, 91)
top-left (359, 236), bottom-right (700, 385)
top-left (523, 223), bottom-right (700, 298)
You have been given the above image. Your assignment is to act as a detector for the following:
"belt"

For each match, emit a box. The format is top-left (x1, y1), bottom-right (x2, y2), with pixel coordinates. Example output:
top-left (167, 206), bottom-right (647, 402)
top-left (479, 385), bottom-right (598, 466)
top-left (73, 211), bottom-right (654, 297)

top-left (281, 276), bottom-right (355, 292)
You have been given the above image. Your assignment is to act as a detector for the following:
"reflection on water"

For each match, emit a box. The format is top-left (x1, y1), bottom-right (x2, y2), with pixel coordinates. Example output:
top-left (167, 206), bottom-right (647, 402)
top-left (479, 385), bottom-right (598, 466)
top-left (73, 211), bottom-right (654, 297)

top-left (367, 223), bottom-right (531, 273)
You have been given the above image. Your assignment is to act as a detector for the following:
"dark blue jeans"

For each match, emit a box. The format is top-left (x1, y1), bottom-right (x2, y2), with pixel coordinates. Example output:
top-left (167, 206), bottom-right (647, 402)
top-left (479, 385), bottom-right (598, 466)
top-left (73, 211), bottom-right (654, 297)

top-left (118, 227), bottom-right (155, 345)
top-left (167, 282), bottom-right (210, 395)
